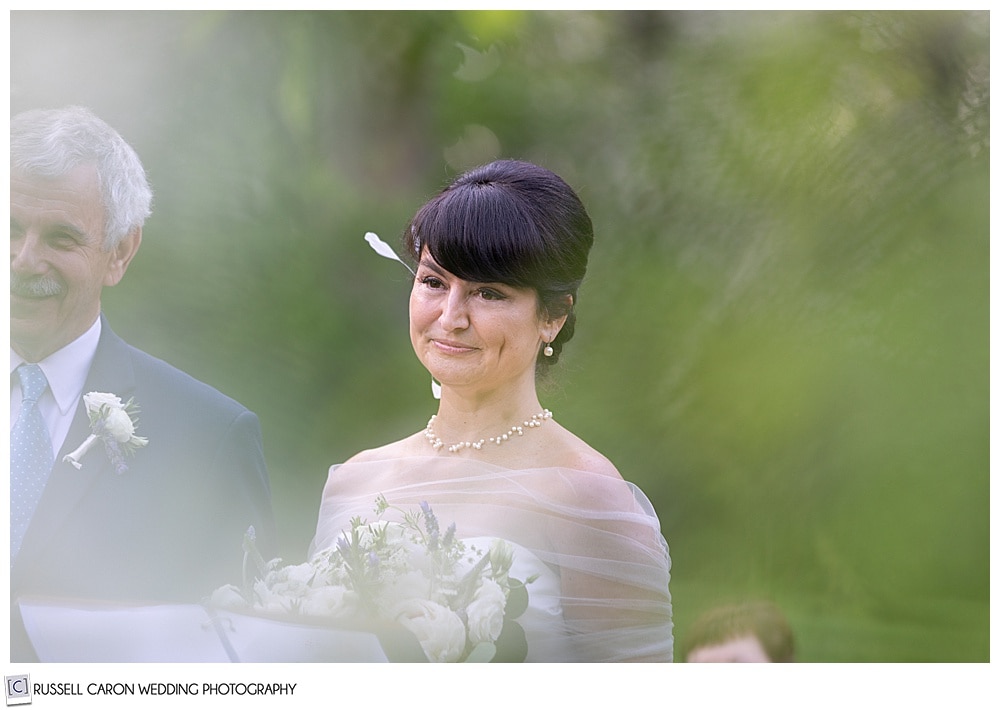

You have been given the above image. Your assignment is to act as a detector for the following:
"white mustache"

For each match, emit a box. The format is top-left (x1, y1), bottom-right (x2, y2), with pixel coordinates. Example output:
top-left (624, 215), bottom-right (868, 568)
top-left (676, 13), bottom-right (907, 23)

top-left (10, 273), bottom-right (64, 298)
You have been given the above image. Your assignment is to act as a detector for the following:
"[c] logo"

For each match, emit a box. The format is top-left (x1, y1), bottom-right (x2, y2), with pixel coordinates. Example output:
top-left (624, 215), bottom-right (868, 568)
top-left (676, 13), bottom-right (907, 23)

top-left (4, 676), bottom-right (31, 706)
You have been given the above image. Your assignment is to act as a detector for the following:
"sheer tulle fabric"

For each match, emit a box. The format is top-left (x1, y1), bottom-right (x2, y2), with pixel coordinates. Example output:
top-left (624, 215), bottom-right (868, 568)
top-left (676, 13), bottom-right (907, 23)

top-left (311, 456), bottom-right (673, 662)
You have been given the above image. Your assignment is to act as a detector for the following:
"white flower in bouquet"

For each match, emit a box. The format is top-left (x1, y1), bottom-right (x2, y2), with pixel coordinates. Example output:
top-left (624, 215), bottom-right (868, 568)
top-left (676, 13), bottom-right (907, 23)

top-left (210, 584), bottom-right (247, 610)
top-left (466, 577), bottom-right (507, 646)
top-left (257, 561), bottom-right (318, 612)
top-left (378, 567), bottom-right (435, 615)
top-left (299, 585), bottom-right (359, 619)
top-left (273, 561), bottom-right (316, 587)
top-left (390, 598), bottom-right (468, 663)
top-left (299, 586), bottom-right (360, 619)
top-left (253, 578), bottom-right (302, 615)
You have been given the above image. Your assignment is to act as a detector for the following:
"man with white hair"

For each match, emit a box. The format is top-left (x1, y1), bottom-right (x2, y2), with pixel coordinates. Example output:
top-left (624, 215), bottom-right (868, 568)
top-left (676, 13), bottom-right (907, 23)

top-left (10, 106), bottom-right (275, 661)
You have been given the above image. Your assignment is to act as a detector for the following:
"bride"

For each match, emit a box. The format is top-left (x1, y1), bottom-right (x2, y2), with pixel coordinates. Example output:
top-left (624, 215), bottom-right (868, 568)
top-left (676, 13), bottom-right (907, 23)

top-left (311, 159), bottom-right (673, 662)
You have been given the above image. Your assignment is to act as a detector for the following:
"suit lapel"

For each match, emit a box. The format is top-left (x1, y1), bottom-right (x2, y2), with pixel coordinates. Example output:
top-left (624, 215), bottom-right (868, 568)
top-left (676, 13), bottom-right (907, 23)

top-left (15, 316), bottom-right (137, 568)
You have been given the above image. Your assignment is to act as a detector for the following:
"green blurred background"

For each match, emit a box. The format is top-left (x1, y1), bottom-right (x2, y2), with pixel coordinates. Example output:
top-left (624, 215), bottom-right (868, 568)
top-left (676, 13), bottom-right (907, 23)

top-left (10, 10), bottom-right (988, 662)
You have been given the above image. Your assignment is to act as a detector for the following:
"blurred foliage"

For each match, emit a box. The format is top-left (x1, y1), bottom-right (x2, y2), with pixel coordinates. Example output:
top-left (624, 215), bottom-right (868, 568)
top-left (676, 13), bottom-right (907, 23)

top-left (10, 10), bottom-right (988, 661)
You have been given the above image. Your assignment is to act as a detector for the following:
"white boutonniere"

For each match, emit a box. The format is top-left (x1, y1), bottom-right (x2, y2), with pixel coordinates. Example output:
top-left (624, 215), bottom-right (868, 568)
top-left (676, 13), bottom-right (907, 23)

top-left (62, 392), bottom-right (148, 474)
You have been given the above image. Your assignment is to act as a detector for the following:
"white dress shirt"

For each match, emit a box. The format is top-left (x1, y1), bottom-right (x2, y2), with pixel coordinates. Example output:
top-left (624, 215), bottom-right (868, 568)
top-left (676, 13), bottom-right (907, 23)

top-left (10, 317), bottom-right (102, 459)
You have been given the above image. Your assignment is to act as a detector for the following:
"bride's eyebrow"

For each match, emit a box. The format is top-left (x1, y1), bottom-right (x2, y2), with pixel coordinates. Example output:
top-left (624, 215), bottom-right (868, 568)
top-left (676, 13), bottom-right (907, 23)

top-left (417, 258), bottom-right (506, 289)
top-left (418, 259), bottom-right (449, 277)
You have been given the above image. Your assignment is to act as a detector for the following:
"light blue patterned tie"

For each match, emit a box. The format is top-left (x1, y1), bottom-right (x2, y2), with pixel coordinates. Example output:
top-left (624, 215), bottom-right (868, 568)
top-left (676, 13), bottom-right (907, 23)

top-left (10, 363), bottom-right (54, 564)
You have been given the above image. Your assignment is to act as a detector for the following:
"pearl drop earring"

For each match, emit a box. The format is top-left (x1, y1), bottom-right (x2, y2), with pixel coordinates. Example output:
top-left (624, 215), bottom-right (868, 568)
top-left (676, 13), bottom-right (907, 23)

top-left (543, 343), bottom-right (554, 357)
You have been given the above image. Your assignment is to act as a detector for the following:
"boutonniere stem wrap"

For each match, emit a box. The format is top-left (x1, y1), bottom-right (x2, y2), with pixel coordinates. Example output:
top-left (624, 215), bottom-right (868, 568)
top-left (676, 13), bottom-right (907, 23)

top-left (62, 392), bottom-right (148, 474)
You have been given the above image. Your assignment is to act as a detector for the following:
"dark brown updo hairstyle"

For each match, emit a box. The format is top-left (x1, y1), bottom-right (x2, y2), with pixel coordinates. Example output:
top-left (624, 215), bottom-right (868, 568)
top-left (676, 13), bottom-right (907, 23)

top-left (403, 159), bottom-right (594, 370)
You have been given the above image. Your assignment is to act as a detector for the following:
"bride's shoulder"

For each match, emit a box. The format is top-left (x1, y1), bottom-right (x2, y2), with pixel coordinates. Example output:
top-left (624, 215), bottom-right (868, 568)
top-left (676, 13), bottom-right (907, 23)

top-left (324, 436), bottom-right (426, 494)
top-left (337, 433), bottom-right (426, 467)
top-left (547, 424), bottom-right (659, 511)
top-left (548, 424), bottom-right (622, 479)
top-left (559, 451), bottom-right (622, 487)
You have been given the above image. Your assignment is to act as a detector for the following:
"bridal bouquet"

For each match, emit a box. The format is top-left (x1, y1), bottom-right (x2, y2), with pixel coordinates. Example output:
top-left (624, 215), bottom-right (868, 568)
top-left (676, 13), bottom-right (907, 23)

top-left (212, 496), bottom-right (532, 662)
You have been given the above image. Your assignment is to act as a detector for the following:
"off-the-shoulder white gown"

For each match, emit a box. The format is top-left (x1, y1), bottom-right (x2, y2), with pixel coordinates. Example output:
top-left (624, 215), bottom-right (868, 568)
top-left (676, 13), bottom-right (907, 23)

top-left (311, 456), bottom-right (674, 662)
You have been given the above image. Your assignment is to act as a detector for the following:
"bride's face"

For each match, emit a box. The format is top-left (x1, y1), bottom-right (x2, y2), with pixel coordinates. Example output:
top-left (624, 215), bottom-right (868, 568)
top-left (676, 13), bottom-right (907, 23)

top-left (409, 250), bottom-right (553, 394)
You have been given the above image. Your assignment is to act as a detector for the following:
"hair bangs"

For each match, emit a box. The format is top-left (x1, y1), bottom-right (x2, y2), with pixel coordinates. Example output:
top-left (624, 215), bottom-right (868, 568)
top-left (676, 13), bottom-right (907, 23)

top-left (409, 183), bottom-right (544, 287)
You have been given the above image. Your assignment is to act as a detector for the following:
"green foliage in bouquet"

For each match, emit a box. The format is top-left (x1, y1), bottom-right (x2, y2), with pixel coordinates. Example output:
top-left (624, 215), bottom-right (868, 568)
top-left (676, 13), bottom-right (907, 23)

top-left (214, 497), bottom-right (535, 662)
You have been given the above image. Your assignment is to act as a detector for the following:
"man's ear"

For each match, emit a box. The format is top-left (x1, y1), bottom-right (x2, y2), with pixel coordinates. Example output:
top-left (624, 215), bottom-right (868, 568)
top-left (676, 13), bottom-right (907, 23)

top-left (104, 228), bottom-right (142, 287)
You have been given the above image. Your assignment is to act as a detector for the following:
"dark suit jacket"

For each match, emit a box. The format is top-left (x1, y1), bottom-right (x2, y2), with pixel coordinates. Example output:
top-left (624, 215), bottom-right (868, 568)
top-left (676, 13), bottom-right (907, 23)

top-left (10, 315), bottom-right (276, 660)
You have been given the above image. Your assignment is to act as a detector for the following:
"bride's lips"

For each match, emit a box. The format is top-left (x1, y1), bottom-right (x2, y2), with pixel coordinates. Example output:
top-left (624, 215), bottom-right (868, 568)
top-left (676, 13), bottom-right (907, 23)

top-left (431, 338), bottom-right (478, 354)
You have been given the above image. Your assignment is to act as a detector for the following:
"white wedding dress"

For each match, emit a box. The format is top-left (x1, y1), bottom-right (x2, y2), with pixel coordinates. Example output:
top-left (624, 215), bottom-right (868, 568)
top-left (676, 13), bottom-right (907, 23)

top-left (311, 456), bottom-right (674, 662)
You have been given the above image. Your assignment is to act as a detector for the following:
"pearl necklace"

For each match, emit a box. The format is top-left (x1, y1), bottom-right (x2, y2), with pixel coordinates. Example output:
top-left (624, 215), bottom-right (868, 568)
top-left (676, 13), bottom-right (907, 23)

top-left (424, 409), bottom-right (553, 453)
